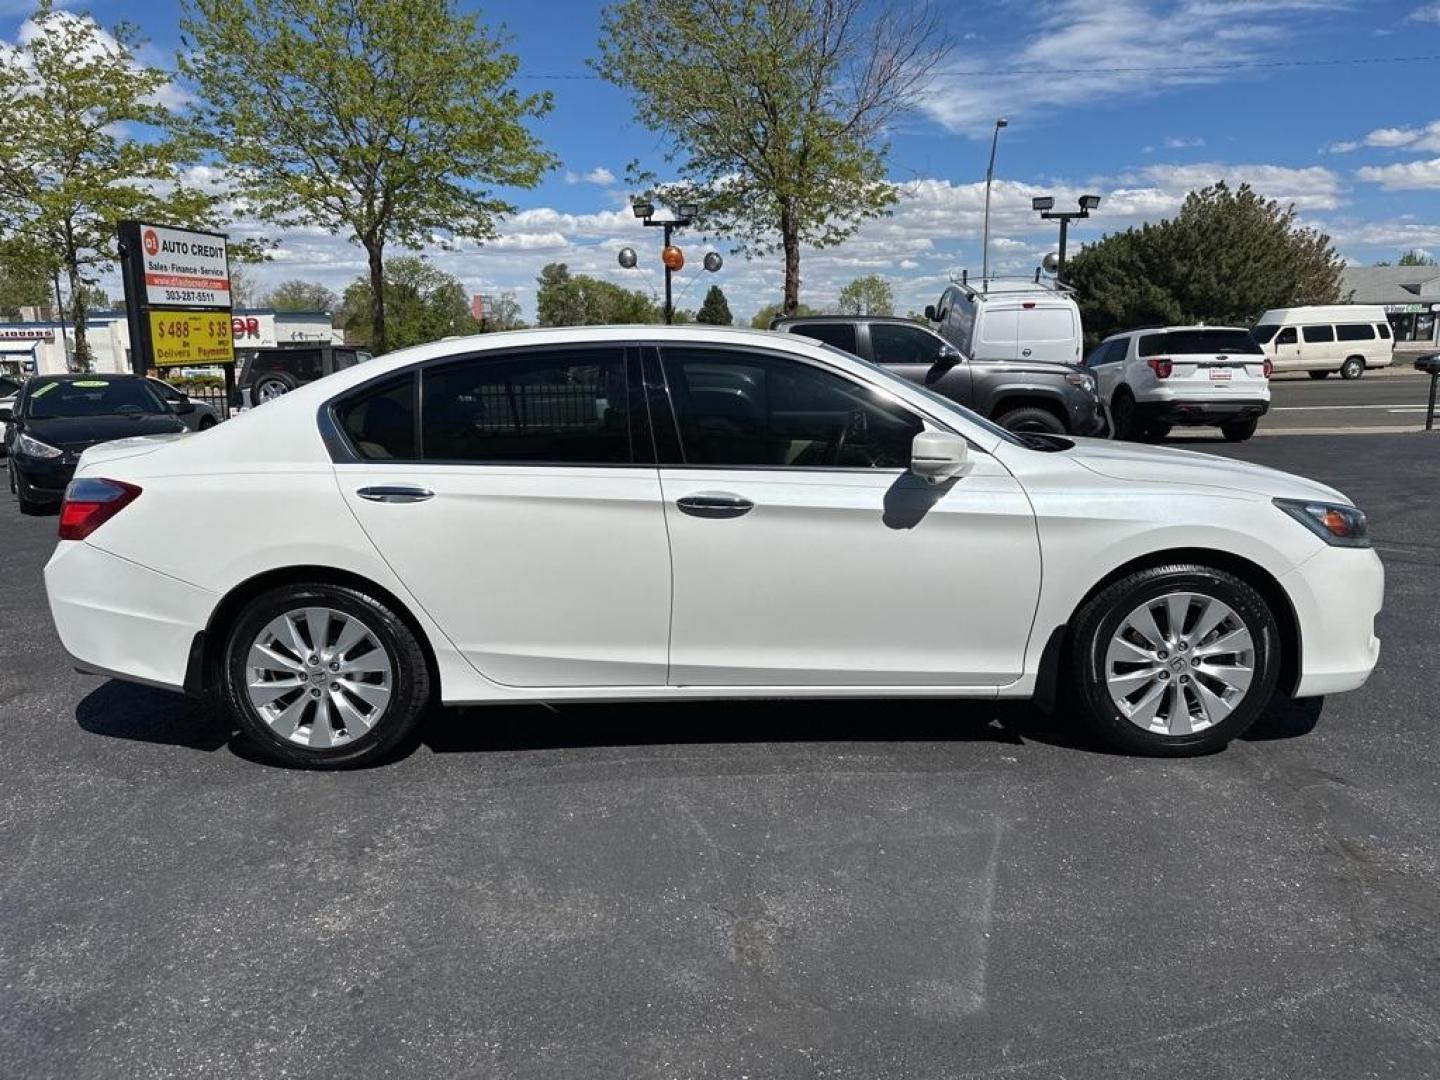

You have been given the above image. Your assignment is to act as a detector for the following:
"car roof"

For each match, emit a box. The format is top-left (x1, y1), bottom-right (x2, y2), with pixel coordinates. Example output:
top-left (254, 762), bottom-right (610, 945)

top-left (773, 315), bottom-right (929, 326)
top-left (29, 372), bottom-right (139, 381)
top-left (1103, 325), bottom-right (1250, 341)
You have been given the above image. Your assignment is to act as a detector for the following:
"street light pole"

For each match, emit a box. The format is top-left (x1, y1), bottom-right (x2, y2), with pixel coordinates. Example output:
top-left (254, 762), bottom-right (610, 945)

top-left (633, 197), bottom-right (695, 325)
top-left (981, 118), bottom-right (1008, 284)
top-left (662, 221), bottom-right (674, 324)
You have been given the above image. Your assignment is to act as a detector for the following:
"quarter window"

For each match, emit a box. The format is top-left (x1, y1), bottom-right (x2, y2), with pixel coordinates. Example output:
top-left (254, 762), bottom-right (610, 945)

top-left (1376, 322), bottom-right (1392, 340)
top-left (422, 348), bottom-right (631, 464)
top-left (659, 348), bottom-right (922, 470)
top-left (336, 375), bottom-right (417, 460)
top-left (1302, 325), bottom-right (1335, 343)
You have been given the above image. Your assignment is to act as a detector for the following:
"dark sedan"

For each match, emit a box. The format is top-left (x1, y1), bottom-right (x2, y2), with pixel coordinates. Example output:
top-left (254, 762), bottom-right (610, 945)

top-left (2, 374), bottom-right (187, 513)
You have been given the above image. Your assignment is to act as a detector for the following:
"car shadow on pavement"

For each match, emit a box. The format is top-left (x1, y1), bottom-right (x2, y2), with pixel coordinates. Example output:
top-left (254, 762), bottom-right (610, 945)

top-left (73, 679), bottom-right (1323, 762)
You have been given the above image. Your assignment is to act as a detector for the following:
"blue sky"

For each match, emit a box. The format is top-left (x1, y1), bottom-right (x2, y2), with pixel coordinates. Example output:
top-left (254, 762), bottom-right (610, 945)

top-left (8, 0), bottom-right (1440, 321)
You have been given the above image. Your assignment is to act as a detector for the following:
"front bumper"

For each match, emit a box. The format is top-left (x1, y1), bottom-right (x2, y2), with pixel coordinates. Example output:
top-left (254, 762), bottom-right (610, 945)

top-left (1136, 399), bottom-right (1270, 427)
top-left (45, 540), bottom-right (216, 692)
top-left (1069, 394), bottom-right (1107, 436)
top-left (1284, 544), bottom-right (1384, 697)
top-left (12, 455), bottom-right (76, 504)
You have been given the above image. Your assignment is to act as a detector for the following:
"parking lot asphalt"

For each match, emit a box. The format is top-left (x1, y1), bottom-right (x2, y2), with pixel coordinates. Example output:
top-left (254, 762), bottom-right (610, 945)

top-left (2, 432), bottom-right (1439, 1080)
top-left (1255, 371), bottom-right (1437, 434)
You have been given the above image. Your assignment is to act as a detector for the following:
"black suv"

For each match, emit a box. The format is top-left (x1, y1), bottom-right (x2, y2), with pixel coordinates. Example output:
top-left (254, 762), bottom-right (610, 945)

top-left (235, 344), bottom-right (369, 408)
top-left (771, 316), bottom-right (1104, 436)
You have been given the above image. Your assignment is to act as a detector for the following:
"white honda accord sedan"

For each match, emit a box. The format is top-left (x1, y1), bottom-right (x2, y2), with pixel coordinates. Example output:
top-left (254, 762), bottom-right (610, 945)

top-left (44, 325), bottom-right (1382, 768)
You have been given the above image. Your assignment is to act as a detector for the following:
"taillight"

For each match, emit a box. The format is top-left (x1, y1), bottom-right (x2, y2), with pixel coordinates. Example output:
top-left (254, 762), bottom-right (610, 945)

top-left (1262, 358), bottom-right (1274, 378)
top-left (58, 478), bottom-right (142, 541)
top-left (1147, 357), bottom-right (1173, 379)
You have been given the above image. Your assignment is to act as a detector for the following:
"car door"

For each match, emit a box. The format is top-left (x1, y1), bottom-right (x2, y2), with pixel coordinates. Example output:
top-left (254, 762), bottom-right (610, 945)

top-left (867, 322), bottom-right (973, 406)
top-left (1085, 338), bottom-right (1125, 404)
top-left (1273, 326), bottom-right (1302, 370)
top-left (649, 343), bottom-right (1041, 687)
top-left (1301, 324), bottom-right (1338, 369)
top-left (975, 303), bottom-right (1020, 362)
top-left (1017, 303), bottom-right (1079, 364)
top-left (334, 344), bottom-right (672, 688)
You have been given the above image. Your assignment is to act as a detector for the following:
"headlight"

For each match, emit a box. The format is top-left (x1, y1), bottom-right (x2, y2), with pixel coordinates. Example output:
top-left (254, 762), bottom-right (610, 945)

top-left (15, 431), bottom-right (63, 459)
top-left (1066, 372), bottom-right (1097, 392)
top-left (1274, 498), bottom-right (1370, 548)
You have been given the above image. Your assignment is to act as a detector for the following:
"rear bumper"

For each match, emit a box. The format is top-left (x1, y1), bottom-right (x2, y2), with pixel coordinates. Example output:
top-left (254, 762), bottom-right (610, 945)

top-left (1284, 545), bottom-right (1384, 697)
top-left (1136, 399), bottom-right (1269, 427)
top-left (45, 540), bottom-right (216, 692)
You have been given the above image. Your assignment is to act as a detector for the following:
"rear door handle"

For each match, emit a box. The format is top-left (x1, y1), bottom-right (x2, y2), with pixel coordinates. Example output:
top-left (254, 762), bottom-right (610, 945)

top-left (676, 492), bottom-right (754, 519)
top-left (356, 485), bottom-right (434, 504)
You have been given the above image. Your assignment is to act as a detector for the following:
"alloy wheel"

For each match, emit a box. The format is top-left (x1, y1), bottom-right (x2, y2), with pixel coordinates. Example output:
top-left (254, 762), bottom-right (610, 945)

top-left (1103, 591), bottom-right (1255, 736)
top-left (245, 606), bottom-right (393, 749)
top-left (257, 380), bottom-right (289, 402)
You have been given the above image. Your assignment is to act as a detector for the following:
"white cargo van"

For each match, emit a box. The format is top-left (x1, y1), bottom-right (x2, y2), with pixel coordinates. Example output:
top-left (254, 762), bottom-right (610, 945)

top-left (926, 276), bottom-right (1083, 365)
top-left (1250, 305), bottom-right (1394, 379)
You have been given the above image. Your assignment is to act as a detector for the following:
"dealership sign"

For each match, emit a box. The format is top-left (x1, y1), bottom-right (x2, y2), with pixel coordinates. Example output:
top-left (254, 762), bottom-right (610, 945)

top-left (138, 224), bottom-right (231, 309)
top-left (150, 311), bottom-right (235, 365)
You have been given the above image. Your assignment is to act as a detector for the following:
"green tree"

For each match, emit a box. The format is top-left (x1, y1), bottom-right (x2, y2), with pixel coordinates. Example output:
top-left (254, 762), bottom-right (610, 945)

top-left (0, 245), bottom-right (54, 317)
top-left (535, 262), bottom-right (659, 326)
top-left (696, 284), bottom-right (733, 325)
top-left (750, 299), bottom-right (816, 328)
top-left (1066, 182), bottom-right (1343, 343)
top-left (1398, 249), bottom-right (1438, 267)
top-left (480, 292), bottom-right (527, 331)
top-left (340, 256), bottom-right (479, 349)
top-left (182, 0), bottom-right (557, 354)
top-left (264, 279), bottom-right (340, 312)
top-left (835, 274), bottom-right (893, 316)
top-left (0, 2), bottom-right (218, 367)
top-left (595, 0), bottom-right (949, 317)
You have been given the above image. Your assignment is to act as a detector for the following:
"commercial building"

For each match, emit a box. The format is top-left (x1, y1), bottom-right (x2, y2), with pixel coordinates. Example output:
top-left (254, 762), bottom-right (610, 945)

top-left (0, 309), bottom-right (341, 378)
top-left (1340, 266), bottom-right (1440, 346)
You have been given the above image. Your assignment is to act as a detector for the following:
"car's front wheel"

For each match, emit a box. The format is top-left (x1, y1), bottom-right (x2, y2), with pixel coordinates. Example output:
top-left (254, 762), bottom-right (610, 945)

top-left (995, 405), bottom-right (1067, 435)
top-left (1068, 565), bottom-right (1281, 756)
top-left (221, 583), bottom-right (431, 768)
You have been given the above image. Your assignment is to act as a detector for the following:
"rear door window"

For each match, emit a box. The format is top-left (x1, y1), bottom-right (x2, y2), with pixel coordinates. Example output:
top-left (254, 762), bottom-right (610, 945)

top-left (1302, 325), bottom-right (1336, 343)
top-left (1336, 324), bottom-right (1376, 342)
top-left (336, 375), bottom-right (417, 460)
top-left (788, 322), bottom-right (857, 355)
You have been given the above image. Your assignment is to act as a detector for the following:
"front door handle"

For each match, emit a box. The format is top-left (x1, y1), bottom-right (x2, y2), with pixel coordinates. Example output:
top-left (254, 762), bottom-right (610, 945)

top-left (356, 485), bottom-right (434, 504)
top-left (676, 492), bottom-right (754, 519)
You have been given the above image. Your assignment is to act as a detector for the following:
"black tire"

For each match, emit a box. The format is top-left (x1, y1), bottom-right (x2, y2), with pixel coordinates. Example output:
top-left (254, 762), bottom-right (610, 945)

top-left (1138, 421), bottom-right (1171, 443)
top-left (1221, 417), bottom-right (1258, 442)
top-left (251, 372), bottom-right (297, 404)
top-left (197, 416), bottom-right (217, 431)
top-left (1110, 390), bottom-right (1141, 440)
top-left (221, 582), bottom-right (431, 769)
top-left (995, 405), bottom-right (1067, 435)
top-left (1340, 356), bottom-right (1365, 381)
top-left (1307, 370), bottom-right (1329, 380)
top-left (1068, 564), bottom-right (1281, 756)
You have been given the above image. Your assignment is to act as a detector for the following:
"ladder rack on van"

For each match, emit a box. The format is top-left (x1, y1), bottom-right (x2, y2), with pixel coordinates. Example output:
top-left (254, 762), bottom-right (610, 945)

top-left (947, 269), bottom-right (1078, 298)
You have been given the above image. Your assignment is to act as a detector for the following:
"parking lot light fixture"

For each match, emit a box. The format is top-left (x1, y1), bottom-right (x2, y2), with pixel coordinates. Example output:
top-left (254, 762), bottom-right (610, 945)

top-left (1032, 192), bottom-right (1101, 282)
top-left (626, 195), bottom-right (699, 325)
top-left (1079, 194), bottom-right (1102, 211)
top-left (631, 197), bottom-right (655, 220)
top-left (1032, 196), bottom-right (1055, 212)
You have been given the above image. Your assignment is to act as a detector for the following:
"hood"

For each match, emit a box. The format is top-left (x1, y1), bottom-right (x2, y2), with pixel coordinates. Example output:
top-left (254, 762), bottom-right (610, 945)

top-left (1065, 437), bottom-right (1352, 504)
top-left (24, 414), bottom-right (187, 452)
top-left (978, 358), bottom-right (1089, 378)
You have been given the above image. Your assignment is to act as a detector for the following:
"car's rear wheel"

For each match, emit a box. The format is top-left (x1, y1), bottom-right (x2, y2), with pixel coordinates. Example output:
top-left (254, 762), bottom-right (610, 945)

top-left (1109, 390), bottom-right (1140, 440)
top-left (1307, 370), bottom-right (1329, 380)
top-left (1340, 357), bottom-right (1365, 380)
top-left (1221, 417), bottom-right (1258, 442)
top-left (995, 405), bottom-right (1067, 435)
top-left (252, 373), bottom-right (296, 403)
top-left (197, 416), bottom-right (217, 431)
top-left (221, 583), bottom-right (431, 768)
top-left (1068, 564), bottom-right (1280, 756)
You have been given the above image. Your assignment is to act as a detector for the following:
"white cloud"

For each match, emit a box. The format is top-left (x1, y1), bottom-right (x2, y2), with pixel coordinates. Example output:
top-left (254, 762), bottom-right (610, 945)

top-left (1363, 120), bottom-right (1440, 152)
top-left (564, 166), bottom-right (617, 185)
top-left (1164, 136), bottom-right (1206, 149)
top-left (921, 0), bottom-right (1351, 135)
top-left (1356, 158), bottom-right (1440, 190)
top-left (1409, 3), bottom-right (1440, 22)
top-left (1325, 140), bottom-right (1359, 154)
top-left (6, 8), bottom-right (189, 110)
top-left (1121, 162), bottom-right (1344, 209)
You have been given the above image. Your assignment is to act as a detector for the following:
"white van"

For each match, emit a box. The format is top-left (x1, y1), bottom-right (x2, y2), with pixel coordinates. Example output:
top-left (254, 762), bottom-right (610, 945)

top-left (1251, 305), bottom-right (1394, 379)
top-left (926, 277), bottom-right (1083, 366)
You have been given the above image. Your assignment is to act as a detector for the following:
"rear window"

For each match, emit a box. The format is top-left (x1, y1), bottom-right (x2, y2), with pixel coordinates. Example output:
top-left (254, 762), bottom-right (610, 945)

top-left (1022, 307), bottom-right (1075, 343)
top-left (1140, 329), bottom-right (1261, 356)
top-left (1336, 324), bottom-right (1376, 342)
top-left (1302, 325), bottom-right (1335, 343)
top-left (1251, 324), bottom-right (1281, 344)
top-left (788, 322), bottom-right (857, 354)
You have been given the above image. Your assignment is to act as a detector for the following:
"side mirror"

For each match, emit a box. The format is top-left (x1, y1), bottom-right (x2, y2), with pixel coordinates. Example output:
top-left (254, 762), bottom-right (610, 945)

top-left (923, 304), bottom-right (937, 322)
top-left (171, 400), bottom-right (196, 415)
top-left (910, 431), bottom-right (970, 484)
top-left (937, 343), bottom-right (962, 364)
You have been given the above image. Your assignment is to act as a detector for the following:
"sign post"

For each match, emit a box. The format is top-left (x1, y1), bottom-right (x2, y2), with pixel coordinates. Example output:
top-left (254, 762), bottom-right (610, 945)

top-left (117, 221), bottom-right (236, 409)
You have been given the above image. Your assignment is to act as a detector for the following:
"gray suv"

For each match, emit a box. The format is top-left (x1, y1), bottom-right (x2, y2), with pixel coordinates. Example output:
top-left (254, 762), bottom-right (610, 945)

top-left (771, 316), bottom-right (1105, 436)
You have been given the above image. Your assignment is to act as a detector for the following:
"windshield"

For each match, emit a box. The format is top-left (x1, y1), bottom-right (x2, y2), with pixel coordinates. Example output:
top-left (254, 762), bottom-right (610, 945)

top-left (24, 378), bottom-right (166, 420)
top-left (1251, 323), bottom-right (1281, 344)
